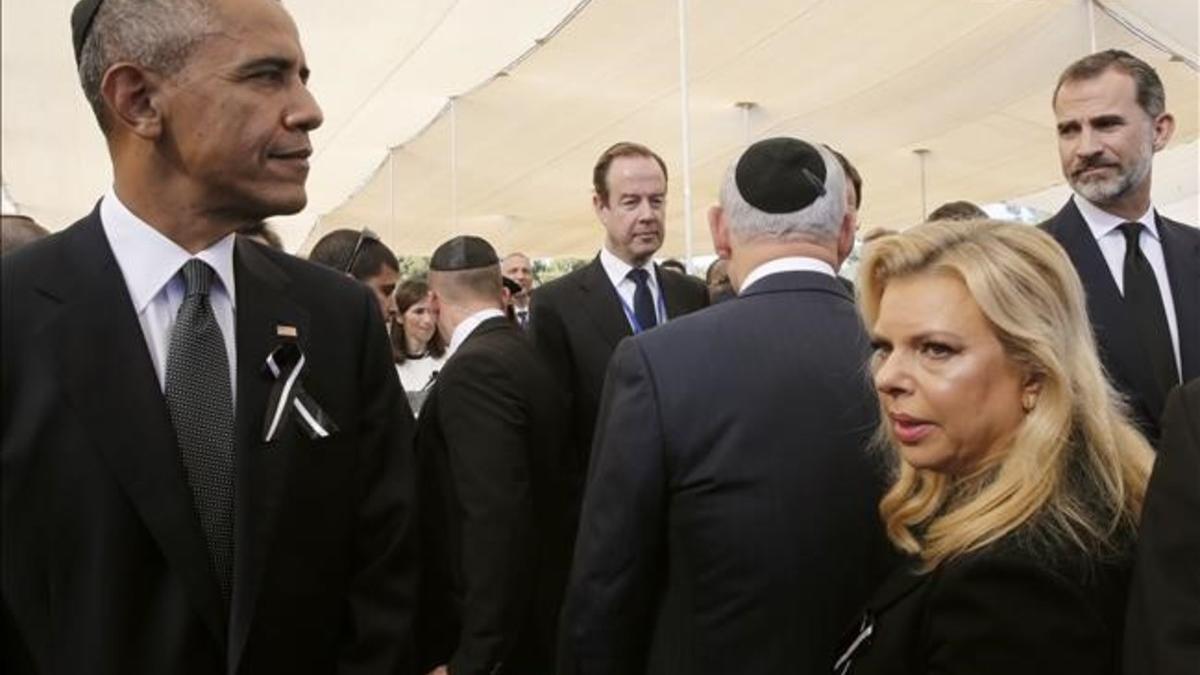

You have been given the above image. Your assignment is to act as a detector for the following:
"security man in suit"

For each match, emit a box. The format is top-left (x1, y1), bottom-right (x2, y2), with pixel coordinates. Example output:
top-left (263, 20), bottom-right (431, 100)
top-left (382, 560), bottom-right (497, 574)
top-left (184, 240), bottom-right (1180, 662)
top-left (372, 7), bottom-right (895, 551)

top-left (560, 137), bottom-right (895, 675)
top-left (0, 1), bottom-right (417, 672)
top-left (529, 142), bottom-right (708, 476)
top-left (416, 236), bottom-right (573, 675)
top-left (1042, 49), bottom-right (1199, 444)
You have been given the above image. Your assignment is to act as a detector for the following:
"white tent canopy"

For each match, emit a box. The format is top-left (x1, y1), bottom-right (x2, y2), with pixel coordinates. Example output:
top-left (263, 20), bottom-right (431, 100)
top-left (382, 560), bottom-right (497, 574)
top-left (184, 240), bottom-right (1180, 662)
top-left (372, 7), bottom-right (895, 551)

top-left (2, 0), bottom-right (1196, 260)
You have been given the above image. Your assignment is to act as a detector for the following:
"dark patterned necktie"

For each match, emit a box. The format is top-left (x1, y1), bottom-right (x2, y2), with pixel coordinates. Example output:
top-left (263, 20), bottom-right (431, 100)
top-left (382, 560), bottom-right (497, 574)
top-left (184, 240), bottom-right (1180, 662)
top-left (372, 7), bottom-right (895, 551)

top-left (165, 259), bottom-right (236, 603)
top-left (1119, 222), bottom-right (1179, 397)
top-left (627, 267), bottom-right (657, 331)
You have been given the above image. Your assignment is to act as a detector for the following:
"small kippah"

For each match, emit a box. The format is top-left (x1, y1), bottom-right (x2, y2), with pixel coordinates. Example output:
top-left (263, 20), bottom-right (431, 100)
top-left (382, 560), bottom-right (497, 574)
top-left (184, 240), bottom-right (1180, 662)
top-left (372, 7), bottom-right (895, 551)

top-left (734, 137), bottom-right (829, 214)
top-left (71, 0), bottom-right (105, 66)
top-left (430, 235), bottom-right (500, 271)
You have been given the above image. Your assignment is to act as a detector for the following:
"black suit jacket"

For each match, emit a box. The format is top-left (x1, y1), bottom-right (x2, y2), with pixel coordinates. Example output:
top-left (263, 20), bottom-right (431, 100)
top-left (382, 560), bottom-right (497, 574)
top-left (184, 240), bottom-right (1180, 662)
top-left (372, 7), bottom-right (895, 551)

top-left (840, 534), bottom-right (1132, 675)
top-left (561, 271), bottom-right (894, 675)
top-left (1124, 377), bottom-right (1200, 675)
top-left (1, 211), bottom-right (417, 674)
top-left (1041, 200), bottom-right (1200, 441)
top-left (415, 317), bottom-right (572, 675)
top-left (529, 256), bottom-right (708, 471)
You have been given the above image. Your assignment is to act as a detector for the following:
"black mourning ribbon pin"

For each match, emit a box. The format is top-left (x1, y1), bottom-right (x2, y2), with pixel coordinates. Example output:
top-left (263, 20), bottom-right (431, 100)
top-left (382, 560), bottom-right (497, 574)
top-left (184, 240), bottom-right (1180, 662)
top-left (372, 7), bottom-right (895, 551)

top-left (261, 340), bottom-right (338, 442)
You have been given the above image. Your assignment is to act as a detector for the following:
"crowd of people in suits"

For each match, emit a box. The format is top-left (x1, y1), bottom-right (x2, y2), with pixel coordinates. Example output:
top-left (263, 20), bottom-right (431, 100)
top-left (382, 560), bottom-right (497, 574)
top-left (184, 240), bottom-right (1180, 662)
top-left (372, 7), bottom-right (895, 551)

top-left (1, 1), bottom-right (1197, 674)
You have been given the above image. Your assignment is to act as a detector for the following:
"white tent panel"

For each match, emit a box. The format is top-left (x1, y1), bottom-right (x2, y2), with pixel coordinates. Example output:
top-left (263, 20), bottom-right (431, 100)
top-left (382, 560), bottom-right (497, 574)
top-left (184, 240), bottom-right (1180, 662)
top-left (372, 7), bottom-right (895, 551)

top-left (318, 0), bottom-right (1197, 260)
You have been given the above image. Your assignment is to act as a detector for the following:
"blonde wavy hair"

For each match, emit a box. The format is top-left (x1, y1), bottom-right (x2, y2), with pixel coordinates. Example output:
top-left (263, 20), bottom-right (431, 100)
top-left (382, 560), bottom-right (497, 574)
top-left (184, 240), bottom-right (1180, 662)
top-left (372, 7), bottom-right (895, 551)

top-left (857, 219), bottom-right (1153, 569)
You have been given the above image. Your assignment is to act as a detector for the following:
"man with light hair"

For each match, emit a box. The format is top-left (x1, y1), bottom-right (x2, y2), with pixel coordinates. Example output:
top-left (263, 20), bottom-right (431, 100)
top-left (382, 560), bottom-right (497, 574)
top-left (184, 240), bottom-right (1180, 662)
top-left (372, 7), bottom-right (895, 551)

top-left (1, 0), bottom-right (417, 672)
top-left (416, 236), bottom-right (572, 675)
top-left (1041, 49), bottom-right (1198, 444)
top-left (501, 251), bottom-right (535, 328)
top-left (561, 137), bottom-right (894, 674)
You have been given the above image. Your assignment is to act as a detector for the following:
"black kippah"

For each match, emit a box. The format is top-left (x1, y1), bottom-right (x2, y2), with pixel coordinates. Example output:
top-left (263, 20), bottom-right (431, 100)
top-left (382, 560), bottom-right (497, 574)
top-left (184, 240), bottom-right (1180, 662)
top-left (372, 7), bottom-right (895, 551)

top-left (430, 236), bottom-right (499, 271)
top-left (71, 0), bottom-right (105, 66)
top-left (734, 137), bottom-right (829, 214)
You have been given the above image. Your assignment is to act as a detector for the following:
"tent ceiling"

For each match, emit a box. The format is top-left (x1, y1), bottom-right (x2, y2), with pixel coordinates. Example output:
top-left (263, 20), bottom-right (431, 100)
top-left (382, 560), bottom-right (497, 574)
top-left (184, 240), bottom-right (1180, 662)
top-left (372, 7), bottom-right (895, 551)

top-left (319, 0), bottom-right (1198, 260)
top-left (2, 1), bottom-right (1195, 260)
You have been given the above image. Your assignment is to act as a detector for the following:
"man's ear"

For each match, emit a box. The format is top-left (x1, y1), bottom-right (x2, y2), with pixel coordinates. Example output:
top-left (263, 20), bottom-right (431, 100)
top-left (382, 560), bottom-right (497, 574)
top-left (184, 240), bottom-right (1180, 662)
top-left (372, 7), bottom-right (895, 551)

top-left (100, 63), bottom-right (166, 140)
top-left (1151, 112), bottom-right (1175, 152)
top-left (835, 210), bottom-right (856, 266)
top-left (592, 192), bottom-right (607, 219)
top-left (708, 205), bottom-right (731, 259)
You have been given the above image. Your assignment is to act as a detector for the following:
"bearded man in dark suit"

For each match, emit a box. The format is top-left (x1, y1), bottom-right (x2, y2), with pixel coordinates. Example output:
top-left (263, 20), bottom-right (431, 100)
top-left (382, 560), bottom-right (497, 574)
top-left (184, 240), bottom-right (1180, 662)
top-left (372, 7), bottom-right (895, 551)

top-left (560, 138), bottom-right (894, 675)
top-left (529, 142), bottom-right (708, 476)
top-left (1041, 49), bottom-right (1199, 444)
top-left (416, 236), bottom-right (573, 675)
top-left (0, 1), bottom-right (417, 672)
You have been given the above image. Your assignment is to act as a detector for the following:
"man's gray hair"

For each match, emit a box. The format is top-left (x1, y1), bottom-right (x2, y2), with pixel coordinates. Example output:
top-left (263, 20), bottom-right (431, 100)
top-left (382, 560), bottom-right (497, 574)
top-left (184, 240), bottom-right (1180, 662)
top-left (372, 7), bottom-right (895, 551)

top-left (77, 0), bottom-right (214, 133)
top-left (719, 142), bottom-right (847, 244)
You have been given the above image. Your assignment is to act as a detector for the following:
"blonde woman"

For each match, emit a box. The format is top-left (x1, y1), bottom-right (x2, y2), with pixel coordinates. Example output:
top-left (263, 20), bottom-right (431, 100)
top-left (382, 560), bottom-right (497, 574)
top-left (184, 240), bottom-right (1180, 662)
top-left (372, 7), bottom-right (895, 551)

top-left (836, 220), bottom-right (1153, 675)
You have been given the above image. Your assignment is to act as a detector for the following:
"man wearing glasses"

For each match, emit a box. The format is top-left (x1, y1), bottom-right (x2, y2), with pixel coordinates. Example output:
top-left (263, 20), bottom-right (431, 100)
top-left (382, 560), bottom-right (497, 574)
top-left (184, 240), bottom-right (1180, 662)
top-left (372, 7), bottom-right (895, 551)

top-left (310, 227), bottom-right (402, 323)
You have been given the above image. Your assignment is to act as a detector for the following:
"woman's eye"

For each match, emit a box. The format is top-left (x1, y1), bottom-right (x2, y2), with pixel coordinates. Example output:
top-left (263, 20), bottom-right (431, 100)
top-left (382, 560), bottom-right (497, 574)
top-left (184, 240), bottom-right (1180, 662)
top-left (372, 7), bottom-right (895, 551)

top-left (920, 341), bottom-right (956, 358)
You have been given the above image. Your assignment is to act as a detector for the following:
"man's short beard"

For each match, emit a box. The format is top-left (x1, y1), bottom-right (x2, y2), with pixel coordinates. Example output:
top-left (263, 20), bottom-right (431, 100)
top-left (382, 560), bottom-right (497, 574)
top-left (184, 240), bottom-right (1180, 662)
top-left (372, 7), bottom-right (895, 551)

top-left (1070, 141), bottom-right (1152, 206)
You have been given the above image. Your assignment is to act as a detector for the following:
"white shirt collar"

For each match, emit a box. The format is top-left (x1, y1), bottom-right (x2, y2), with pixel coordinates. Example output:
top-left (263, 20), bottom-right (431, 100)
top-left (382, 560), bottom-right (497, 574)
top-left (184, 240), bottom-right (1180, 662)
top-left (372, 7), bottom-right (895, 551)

top-left (739, 256), bottom-right (835, 294)
top-left (446, 308), bottom-right (507, 357)
top-left (599, 245), bottom-right (658, 292)
top-left (1072, 194), bottom-right (1159, 243)
top-left (100, 188), bottom-right (237, 312)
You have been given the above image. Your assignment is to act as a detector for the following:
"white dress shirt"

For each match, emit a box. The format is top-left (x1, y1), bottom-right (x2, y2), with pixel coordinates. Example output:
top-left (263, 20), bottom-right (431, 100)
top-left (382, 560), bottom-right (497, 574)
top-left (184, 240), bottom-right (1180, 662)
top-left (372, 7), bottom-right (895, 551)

top-left (446, 308), bottom-right (507, 358)
top-left (1074, 195), bottom-right (1181, 378)
top-left (739, 256), bottom-right (836, 294)
top-left (100, 189), bottom-right (238, 402)
top-left (599, 246), bottom-right (664, 328)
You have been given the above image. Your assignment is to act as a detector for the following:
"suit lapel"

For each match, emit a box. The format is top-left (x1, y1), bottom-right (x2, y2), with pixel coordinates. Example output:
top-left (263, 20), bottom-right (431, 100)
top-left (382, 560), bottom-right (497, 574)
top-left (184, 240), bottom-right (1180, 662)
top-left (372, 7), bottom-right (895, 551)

top-left (578, 256), bottom-right (631, 349)
top-left (227, 239), bottom-right (311, 670)
top-left (1158, 214), bottom-right (1200, 380)
top-left (1051, 202), bottom-right (1165, 416)
top-left (46, 214), bottom-right (227, 649)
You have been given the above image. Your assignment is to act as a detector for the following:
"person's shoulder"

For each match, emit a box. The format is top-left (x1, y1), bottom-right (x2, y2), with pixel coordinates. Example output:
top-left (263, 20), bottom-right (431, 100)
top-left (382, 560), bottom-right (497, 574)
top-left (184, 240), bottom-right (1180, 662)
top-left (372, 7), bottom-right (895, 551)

top-left (533, 261), bottom-right (594, 302)
top-left (1037, 199), bottom-right (1079, 236)
top-left (238, 238), bottom-right (370, 305)
top-left (660, 267), bottom-right (707, 301)
top-left (1158, 214), bottom-right (1200, 242)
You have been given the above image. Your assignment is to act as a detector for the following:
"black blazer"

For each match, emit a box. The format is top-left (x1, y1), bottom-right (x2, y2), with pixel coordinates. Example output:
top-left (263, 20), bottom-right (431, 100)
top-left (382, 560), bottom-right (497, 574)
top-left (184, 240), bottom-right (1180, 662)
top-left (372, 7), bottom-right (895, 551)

top-left (1124, 377), bottom-right (1200, 675)
top-left (1041, 200), bottom-right (1200, 442)
top-left (415, 317), bottom-right (573, 675)
top-left (839, 534), bottom-right (1133, 675)
top-left (528, 256), bottom-right (708, 471)
top-left (0, 211), bottom-right (418, 674)
top-left (561, 271), bottom-right (894, 675)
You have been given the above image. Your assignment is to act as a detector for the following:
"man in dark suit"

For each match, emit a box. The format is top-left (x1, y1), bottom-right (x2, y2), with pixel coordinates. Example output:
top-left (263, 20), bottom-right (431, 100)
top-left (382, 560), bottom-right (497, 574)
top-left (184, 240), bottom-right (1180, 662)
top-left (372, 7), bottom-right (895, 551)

top-left (0, 1), bottom-right (417, 672)
top-left (1041, 49), bottom-right (1199, 443)
top-left (529, 142), bottom-right (708, 473)
top-left (1124, 377), bottom-right (1200, 675)
top-left (416, 236), bottom-right (574, 675)
top-left (561, 137), bottom-right (894, 674)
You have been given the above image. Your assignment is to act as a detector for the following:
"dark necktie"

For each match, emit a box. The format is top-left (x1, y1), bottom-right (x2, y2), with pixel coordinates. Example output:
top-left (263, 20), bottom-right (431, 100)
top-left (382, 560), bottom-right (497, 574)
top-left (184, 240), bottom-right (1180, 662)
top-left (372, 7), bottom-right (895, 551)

top-left (516, 308), bottom-right (529, 328)
top-left (165, 259), bottom-right (236, 603)
top-left (1119, 222), bottom-right (1179, 396)
top-left (627, 267), bottom-right (658, 331)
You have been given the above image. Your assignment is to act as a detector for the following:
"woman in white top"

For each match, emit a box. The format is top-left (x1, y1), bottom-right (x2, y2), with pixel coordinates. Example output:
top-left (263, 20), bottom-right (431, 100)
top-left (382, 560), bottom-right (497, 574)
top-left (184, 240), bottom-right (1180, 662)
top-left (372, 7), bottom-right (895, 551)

top-left (391, 279), bottom-right (446, 414)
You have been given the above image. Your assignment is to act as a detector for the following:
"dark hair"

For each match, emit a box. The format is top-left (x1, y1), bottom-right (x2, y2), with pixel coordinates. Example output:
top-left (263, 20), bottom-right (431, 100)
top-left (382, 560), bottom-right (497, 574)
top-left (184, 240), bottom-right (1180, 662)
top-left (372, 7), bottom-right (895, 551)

top-left (829, 148), bottom-right (863, 209)
top-left (926, 200), bottom-right (988, 222)
top-left (1054, 49), bottom-right (1165, 118)
top-left (390, 279), bottom-right (445, 364)
top-left (309, 229), bottom-right (398, 281)
top-left (593, 141), bottom-right (668, 206)
top-left (238, 221), bottom-right (284, 250)
top-left (660, 258), bottom-right (687, 275)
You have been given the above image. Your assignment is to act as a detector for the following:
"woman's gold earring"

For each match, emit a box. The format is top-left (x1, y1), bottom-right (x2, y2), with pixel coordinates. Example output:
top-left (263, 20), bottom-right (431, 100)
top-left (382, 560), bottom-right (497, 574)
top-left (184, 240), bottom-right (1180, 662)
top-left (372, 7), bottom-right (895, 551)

top-left (1022, 393), bottom-right (1037, 412)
